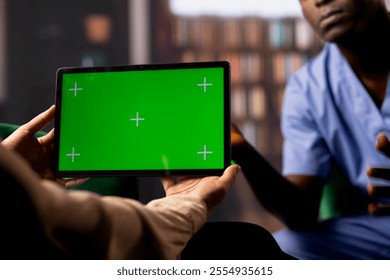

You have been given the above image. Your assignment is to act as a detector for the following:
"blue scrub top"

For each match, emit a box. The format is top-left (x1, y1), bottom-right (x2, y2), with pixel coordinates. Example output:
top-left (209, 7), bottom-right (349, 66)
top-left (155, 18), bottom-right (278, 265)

top-left (281, 43), bottom-right (390, 192)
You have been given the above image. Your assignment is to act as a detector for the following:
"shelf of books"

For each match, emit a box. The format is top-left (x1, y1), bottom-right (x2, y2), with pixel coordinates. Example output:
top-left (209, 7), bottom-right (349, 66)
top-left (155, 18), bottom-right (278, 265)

top-left (152, 0), bottom-right (323, 170)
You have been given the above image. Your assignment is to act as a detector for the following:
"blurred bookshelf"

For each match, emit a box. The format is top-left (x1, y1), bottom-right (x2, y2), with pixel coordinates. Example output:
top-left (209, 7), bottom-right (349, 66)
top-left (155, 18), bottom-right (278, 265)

top-left (152, 0), bottom-right (323, 171)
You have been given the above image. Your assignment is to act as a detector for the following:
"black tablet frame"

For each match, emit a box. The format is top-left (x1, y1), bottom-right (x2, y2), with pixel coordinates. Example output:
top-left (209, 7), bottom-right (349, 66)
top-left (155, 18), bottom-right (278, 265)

top-left (53, 61), bottom-right (231, 177)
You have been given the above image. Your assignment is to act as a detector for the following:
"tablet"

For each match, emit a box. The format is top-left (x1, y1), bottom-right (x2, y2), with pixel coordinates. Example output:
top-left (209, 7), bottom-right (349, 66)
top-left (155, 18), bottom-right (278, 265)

top-left (54, 61), bottom-right (231, 177)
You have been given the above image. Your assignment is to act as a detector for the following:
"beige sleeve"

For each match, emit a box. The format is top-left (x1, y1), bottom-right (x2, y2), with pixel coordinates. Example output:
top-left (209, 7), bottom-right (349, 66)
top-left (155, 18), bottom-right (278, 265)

top-left (0, 145), bottom-right (207, 259)
top-left (99, 194), bottom-right (207, 259)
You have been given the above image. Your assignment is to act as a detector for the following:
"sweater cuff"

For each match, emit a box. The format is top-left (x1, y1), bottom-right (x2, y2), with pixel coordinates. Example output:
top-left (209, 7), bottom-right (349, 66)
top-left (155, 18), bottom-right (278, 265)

top-left (147, 195), bottom-right (207, 235)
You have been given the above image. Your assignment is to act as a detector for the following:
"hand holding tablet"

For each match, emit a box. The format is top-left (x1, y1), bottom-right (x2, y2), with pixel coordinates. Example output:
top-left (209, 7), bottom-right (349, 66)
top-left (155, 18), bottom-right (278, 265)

top-left (54, 61), bottom-right (231, 177)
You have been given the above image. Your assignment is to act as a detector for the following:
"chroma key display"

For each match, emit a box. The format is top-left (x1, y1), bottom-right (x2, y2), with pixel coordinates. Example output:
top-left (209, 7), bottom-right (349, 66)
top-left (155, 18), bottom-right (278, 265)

top-left (54, 61), bottom-right (231, 177)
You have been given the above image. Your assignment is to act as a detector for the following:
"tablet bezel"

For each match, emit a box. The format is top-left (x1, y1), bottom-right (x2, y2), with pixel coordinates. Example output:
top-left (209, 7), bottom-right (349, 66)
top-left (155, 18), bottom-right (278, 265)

top-left (53, 61), bottom-right (231, 177)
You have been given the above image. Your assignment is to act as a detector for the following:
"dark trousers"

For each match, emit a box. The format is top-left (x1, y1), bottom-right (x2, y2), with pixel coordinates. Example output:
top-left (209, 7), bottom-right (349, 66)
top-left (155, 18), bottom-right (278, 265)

top-left (181, 221), bottom-right (296, 260)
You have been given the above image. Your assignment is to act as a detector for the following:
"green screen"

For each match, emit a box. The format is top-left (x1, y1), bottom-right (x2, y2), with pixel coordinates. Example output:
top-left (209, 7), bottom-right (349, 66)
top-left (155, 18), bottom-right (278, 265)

top-left (57, 66), bottom-right (227, 173)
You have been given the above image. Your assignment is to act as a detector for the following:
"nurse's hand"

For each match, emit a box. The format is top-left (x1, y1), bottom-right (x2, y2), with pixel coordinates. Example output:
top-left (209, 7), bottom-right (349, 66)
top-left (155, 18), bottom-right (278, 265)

top-left (367, 132), bottom-right (390, 215)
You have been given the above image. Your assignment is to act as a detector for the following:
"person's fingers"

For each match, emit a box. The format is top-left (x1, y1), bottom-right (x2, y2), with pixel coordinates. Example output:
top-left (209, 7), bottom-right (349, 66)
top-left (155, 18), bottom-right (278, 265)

top-left (160, 176), bottom-right (175, 192)
top-left (217, 164), bottom-right (241, 187)
top-left (23, 105), bottom-right (56, 134)
top-left (38, 128), bottom-right (55, 146)
top-left (46, 128), bottom-right (55, 139)
top-left (62, 177), bottom-right (90, 189)
top-left (367, 184), bottom-right (390, 197)
top-left (367, 183), bottom-right (390, 216)
top-left (368, 202), bottom-right (390, 216)
top-left (376, 132), bottom-right (390, 157)
top-left (367, 167), bottom-right (390, 181)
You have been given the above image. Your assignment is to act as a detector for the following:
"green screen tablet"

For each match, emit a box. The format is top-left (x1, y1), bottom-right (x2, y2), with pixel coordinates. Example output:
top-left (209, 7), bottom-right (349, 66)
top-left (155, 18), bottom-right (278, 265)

top-left (54, 61), bottom-right (231, 177)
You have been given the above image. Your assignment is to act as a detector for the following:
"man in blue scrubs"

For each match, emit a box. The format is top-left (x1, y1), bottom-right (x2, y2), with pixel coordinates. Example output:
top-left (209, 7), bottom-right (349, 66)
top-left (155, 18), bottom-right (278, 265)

top-left (232, 0), bottom-right (390, 259)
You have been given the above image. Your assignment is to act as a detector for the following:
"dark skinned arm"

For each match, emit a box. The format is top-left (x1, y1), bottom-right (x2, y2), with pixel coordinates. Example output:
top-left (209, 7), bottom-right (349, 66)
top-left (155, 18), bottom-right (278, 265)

top-left (231, 123), bottom-right (325, 230)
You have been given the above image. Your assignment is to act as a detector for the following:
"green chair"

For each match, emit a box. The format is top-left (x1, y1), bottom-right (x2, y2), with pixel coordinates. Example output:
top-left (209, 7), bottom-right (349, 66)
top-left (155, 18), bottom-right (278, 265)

top-left (319, 163), bottom-right (369, 220)
top-left (0, 122), bottom-right (139, 199)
